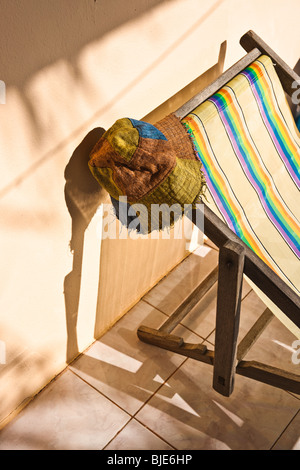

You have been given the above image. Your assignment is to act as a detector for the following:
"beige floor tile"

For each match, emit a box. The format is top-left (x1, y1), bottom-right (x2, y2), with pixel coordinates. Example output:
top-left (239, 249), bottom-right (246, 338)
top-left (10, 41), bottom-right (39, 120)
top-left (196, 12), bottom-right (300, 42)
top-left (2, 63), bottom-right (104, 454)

top-left (175, 277), bottom-right (251, 344)
top-left (272, 411), bottom-right (300, 450)
top-left (179, 283), bottom-right (218, 340)
top-left (238, 289), bottom-right (269, 337)
top-left (242, 314), bottom-right (300, 377)
top-left (143, 245), bottom-right (218, 315)
top-left (204, 287), bottom-right (300, 379)
top-left (105, 418), bottom-right (173, 450)
top-left (0, 370), bottom-right (130, 450)
top-left (135, 355), bottom-right (300, 450)
top-left (70, 301), bottom-right (190, 415)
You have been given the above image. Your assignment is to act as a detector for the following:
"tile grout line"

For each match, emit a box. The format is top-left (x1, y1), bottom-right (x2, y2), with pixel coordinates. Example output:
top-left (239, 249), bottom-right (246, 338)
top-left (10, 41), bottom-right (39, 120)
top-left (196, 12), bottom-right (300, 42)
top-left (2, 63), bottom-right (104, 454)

top-left (101, 354), bottom-right (191, 450)
top-left (142, 278), bottom-right (217, 317)
top-left (127, 358), bottom-right (192, 451)
top-left (101, 416), bottom-right (135, 450)
top-left (69, 352), bottom-right (188, 450)
top-left (287, 391), bottom-right (300, 401)
top-left (68, 368), bottom-right (133, 419)
top-left (99, 356), bottom-right (190, 450)
top-left (241, 287), bottom-right (253, 302)
top-left (269, 408), bottom-right (300, 450)
top-left (68, 367), bottom-right (175, 449)
top-left (142, 294), bottom-right (216, 344)
top-left (141, 297), bottom-right (174, 317)
top-left (102, 414), bottom-right (177, 451)
top-left (131, 357), bottom-right (189, 419)
top-left (131, 416), bottom-right (177, 450)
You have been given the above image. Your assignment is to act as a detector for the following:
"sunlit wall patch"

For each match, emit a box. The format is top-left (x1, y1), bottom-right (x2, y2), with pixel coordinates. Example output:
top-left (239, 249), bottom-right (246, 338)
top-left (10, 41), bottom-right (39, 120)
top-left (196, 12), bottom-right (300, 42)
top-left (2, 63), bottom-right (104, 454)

top-left (0, 80), bottom-right (5, 104)
top-left (0, 340), bottom-right (6, 365)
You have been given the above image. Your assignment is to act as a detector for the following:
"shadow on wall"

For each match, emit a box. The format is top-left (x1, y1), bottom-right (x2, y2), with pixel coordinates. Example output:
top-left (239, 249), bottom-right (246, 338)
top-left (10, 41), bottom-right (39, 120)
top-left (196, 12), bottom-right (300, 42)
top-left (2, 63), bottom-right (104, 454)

top-left (63, 38), bottom-right (227, 362)
top-left (0, 0), bottom-right (227, 201)
top-left (0, 0), bottom-right (167, 90)
top-left (64, 127), bottom-right (108, 363)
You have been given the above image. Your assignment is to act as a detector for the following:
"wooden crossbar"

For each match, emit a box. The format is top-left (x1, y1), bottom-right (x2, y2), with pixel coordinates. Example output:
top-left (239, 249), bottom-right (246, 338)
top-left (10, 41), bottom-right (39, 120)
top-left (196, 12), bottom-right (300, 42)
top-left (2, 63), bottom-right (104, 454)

top-left (237, 308), bottom-right (274, 361)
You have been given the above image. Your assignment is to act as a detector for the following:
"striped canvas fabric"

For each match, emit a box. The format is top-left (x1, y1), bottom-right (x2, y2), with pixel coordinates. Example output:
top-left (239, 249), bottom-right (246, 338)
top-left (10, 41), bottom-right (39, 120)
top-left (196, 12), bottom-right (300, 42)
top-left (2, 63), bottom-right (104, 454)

top-left (182, 55), bottom-right (300, 338)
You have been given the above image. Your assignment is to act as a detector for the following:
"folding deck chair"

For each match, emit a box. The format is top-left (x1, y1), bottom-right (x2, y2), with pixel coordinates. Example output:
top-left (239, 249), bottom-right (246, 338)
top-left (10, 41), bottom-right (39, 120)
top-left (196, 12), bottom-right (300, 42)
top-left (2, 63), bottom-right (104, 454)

top-left (135, 31), bottom-right (300, 397)
top-left (90, 31), bottom-right (300, 396)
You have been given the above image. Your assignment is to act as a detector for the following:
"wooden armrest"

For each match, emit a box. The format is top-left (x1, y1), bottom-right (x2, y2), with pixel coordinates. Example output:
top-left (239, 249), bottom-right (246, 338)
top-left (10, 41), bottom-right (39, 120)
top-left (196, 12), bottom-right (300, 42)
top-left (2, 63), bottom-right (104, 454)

top-left (240, 30), bottom-right (300, 97)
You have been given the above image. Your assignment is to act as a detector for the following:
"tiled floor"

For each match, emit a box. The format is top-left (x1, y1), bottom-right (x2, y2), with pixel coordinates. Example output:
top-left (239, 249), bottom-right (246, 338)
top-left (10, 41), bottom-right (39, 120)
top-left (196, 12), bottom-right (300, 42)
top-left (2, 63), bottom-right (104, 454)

top-left (0, 243), bottom-right (299, 450)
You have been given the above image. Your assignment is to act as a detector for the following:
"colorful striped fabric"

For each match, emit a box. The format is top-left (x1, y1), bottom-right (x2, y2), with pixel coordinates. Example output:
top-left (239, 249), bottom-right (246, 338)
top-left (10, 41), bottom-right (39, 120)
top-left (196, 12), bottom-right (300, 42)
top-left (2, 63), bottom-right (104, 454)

top-left (182, 55), bottom-right (300, 338)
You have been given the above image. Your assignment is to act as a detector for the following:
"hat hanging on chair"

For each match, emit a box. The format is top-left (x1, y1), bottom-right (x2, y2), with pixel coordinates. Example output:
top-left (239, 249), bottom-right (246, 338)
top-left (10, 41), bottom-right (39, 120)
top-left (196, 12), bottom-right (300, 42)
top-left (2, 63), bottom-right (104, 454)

top-left (88, 113), bottom-right (206, 233)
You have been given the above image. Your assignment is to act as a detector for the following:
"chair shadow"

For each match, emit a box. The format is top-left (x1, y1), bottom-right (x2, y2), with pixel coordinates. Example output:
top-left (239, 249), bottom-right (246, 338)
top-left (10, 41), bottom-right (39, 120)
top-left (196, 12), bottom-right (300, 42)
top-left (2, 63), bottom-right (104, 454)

top-left (63, 127), bottom-right (107, 363)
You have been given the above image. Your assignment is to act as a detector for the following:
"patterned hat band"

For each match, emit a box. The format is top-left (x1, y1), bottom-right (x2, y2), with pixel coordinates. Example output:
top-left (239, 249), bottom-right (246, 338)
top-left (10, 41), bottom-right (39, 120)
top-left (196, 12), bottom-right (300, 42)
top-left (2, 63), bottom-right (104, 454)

top-left (88, 113), bottom-right (206, 232)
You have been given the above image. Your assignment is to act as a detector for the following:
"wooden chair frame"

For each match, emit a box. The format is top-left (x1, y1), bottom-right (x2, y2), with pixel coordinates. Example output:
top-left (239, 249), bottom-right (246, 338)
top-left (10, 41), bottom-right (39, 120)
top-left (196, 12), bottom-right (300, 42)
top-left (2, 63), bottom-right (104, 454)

top-left (137, 31), bottom-right (300, 397)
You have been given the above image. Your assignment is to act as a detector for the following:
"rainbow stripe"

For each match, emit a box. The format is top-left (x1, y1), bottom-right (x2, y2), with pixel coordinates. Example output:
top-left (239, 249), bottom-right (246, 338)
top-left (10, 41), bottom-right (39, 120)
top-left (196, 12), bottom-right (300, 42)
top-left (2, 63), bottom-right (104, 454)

top-left (208, 86), bottom-right (300, 258)
top-left (183, 114), bottom-right (277, 271)
top-left (182, 57), bottom-right (300, 276)
top-left (241, 60), bottom-right (300, 187)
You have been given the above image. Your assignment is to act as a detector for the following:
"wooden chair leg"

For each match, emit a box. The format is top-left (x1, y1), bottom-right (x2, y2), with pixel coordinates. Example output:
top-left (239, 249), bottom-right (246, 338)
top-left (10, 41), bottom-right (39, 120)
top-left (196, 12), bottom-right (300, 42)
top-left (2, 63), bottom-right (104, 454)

top-left (213, 240), bottom-right (245, 396)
